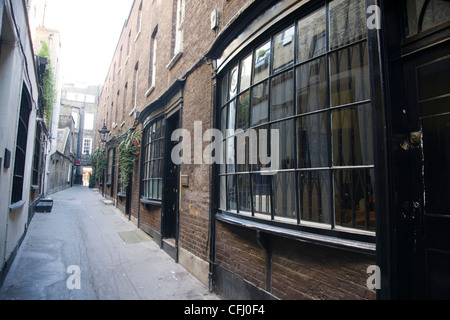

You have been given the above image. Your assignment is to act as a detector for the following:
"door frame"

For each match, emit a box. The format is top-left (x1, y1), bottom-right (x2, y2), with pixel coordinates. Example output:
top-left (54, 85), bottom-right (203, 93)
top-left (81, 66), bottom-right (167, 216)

top-left (161, 109), bottom-right (181, 261)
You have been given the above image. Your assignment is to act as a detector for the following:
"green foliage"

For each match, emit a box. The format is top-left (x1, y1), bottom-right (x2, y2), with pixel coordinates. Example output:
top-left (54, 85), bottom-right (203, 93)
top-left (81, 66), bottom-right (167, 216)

top-left (38, 42), bottom-right (56, 126)
top-left (118, 128), bottom-right (141, 189)
top-left (91, 145), bottom-right (107, 179)
top-left (88, 174), bottom-right (95, 188)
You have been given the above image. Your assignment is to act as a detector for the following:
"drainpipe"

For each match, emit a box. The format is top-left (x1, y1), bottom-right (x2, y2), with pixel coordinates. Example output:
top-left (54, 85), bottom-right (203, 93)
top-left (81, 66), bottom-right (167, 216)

top-left (256, 230), bottom-right (271, 293)
top-left (208, 66), bottom-right (217, 293)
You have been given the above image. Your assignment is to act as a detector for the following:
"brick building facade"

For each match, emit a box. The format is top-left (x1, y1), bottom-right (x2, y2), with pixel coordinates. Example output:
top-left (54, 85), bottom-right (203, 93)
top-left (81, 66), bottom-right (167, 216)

top-left (96, 0), bottom-right (450, 300)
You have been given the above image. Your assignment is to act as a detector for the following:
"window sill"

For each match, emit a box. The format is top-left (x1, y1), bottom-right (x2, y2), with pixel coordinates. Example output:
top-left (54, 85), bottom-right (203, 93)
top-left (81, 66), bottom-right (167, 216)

top-left (134, 30), bottom-right (141, 42)
top-left (117, 192), bottom-right (127, 198)
top-left (216, 211), bottom-right (376, 254)
top-left (145, 85), bottom-right (155, 97)
top-left (30, 185), bottom-right (39, 190)
top-left (140, 197), bottom-right (162, 206)
top-left (9, 200), bottom-right (26, 211)
top-left (167, 51), bottom-right (183, 70)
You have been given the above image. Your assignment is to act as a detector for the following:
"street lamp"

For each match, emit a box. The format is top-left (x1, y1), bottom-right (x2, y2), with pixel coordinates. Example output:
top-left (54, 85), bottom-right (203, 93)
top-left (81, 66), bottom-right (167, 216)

top-left (98, 121), bottom-right (110, 143)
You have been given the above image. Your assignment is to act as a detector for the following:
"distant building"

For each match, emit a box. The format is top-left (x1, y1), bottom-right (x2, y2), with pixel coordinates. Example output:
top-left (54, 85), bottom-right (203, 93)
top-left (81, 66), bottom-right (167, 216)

top-left (59, 83), bottom-right (101, 187)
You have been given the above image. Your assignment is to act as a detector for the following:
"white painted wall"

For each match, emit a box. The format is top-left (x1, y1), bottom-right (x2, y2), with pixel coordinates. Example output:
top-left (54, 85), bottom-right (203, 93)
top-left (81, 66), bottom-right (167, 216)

top-left (0, 0), bottom-right (39, 271)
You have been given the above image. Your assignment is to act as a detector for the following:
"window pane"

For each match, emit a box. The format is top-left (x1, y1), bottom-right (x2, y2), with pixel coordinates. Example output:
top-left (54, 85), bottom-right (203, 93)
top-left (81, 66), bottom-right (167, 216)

top-left (271, 119), bottom-right (295, 170)
top-left (332, 104), bottom-right (374, 166)
top-left (297, 7), bottom-right (327, 63)
top-left (329, 0), bottom-right (367, 50)
top-left (272, 171), bottom-right (296, 221)
top-left (227, 100), bottom-right (236, 134)
top-left (237, 90), bottom-right (250, 130)
top-left (334, 169), bottom-right (376, 231)
top-left (220, 176), bottom-right (226, 210)
top-left (221, 73), bottom-right (229, 105)
top-left (251, 80), bottom-right (269, 126)
top-left (226, 137), bottom-right (235, 173)
top-left (254, 41), bottom-right (271, 83)
top-left (237, 174), bottom-right (252, 214)
top-left (221, 106), bottom-right (227, 135)
top-left (227, 175), bottom-right (237, 212)
top-left (273, 25), bottom-right (295, 73)
top-left (229, 65), bottom-right (239, 98)
top-left (236, 131), bottom-right (250, 173)
top-left (298, 170), bottom-right (331, 224)
top-left (297, 113), bottom-right (329, 168)
top-left (271, 69), bottom-right (294, 120)
top-left (251, 126), bottom-right (270, 172)
top-left (406, 0), bottom-right (450, 36)
top-left (153, 179), bottom-right (158, 199)
top-left (252, 173), bottom-right (271, 217)
top-left (240, 54), bottom-right (252, 92)
top-left (330, 42), bottom-right (369, 107)
top-left (148, 179), bottom-right (153, 199)
top-left (296, 57), bottom-right (327, 114)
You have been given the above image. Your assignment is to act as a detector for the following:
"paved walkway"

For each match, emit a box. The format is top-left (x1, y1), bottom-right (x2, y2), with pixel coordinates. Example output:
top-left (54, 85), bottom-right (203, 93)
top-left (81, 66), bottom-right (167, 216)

top-left (0, 186), bottom-right (219, 300)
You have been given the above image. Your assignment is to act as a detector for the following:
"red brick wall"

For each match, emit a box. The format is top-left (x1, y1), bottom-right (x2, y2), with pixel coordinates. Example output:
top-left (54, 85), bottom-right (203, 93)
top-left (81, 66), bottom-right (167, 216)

top-left (215, 222), bottom-right (267, 291)
top-left (178, 63), bottom-right (214, 261)
top-left (215, 221), bottom-right (376, 300)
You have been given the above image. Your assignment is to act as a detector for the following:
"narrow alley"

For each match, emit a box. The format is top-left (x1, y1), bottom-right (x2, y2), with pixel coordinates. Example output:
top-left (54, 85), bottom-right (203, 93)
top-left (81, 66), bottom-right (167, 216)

top-left (0, 186), bottom-right (219, 300)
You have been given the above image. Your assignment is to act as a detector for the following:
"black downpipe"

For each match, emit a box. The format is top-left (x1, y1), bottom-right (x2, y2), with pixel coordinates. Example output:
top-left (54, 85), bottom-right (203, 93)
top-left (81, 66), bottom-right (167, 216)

top-left (256, 230), bottom-right (272, 293)
top-left (208, 70), bottom-right (218, 293)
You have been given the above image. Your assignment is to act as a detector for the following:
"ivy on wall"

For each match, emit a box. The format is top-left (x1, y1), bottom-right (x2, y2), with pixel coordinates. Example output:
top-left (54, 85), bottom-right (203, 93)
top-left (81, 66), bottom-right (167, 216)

top-left (37, 42), bottom-right (56, 126)
top-left (118, 128), bottom-right (141, 189)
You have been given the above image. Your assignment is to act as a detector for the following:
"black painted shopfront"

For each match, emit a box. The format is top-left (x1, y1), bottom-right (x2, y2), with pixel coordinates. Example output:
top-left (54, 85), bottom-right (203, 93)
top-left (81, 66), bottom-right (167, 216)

top-left (207, 0), bottom-right (450, 299)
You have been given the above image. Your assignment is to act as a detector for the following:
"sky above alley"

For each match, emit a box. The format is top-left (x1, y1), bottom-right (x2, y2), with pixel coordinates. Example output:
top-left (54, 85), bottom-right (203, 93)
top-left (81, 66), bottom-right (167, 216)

top-left (42, 0), bottom-right (134, 85)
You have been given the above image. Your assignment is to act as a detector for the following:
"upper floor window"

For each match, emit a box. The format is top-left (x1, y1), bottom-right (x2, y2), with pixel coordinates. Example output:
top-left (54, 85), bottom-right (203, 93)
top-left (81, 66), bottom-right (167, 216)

top-left (82, 138), bottom-right (92, 155)
top-left (218, 0), bottom-right (375, 235)
top-left (175, 0), bottom-right (185, 54)
top-left (136, 1), bottom-right (143, 40)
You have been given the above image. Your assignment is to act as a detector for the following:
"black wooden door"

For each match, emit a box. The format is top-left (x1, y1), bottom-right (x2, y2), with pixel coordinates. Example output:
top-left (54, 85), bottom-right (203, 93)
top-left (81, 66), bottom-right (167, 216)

top-left (402, 40), bottom-right (450, 299)
top-left (162, 112), bottom-right (180, 240)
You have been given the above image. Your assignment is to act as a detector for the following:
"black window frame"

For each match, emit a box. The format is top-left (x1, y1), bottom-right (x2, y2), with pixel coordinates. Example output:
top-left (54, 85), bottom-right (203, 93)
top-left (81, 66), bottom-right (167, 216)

top-left (216, 0), bottom-right (376, 245)
top-left (11, 85), bottom-right (32, 205)
top-left (141, 116), bottom-right (165, 201)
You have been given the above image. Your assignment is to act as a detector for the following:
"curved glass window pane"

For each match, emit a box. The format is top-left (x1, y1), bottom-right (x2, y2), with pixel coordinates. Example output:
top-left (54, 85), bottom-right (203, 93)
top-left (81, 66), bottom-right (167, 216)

top-left (273, 172), bottom-right (296, 221)
top-left (237, 174), bottom-right (252, 214)
top-left (297, 113), bottom-right (329, 168)
top-left (251, 80), bottom-right (269, 126)
top-left (296, 57), bottom-right (327, 114)
top-left (329, 0), bottom-right (367, 50)
top-left (240, 54), bottom-right (252, 92)
top-left (237, 90), bottom-right (250, 130)
top-left (252, 173), bottom-right (271, 218)
top-left (297, 7), bottom-right (327, 62)
top-left (298, 170), bottom-right (331, 225)
top-left (273, 25), bottom-right (295, 73)
top-left (332, 104), bottom-right (374, 167)
top-left (330, 42), bottom-right (369, 107)
top-left (272, 119), bottom-right (295, 170)
top-left (254, 41), bottom-right (271, 83)
top-left (229, 65), bottom-right (239, 98)
top-left (271, 70), bottom-right (294, 121)
top-left (334, 168), bottom-right (376, 231)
